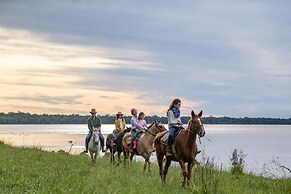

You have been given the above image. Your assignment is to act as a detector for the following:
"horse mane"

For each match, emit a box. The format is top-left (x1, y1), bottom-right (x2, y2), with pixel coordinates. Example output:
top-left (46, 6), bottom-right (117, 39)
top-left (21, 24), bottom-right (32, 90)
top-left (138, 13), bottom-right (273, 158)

top-left (147, 122), bottom-right (155, 129)
top-left (187, 117), bottom-right (193, 130)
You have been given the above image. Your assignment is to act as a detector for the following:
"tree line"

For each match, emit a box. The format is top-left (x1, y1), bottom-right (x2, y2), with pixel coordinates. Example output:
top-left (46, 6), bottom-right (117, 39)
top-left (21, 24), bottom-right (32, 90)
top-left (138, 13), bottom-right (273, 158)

top-left (0, 112), bottom-right (290, 125)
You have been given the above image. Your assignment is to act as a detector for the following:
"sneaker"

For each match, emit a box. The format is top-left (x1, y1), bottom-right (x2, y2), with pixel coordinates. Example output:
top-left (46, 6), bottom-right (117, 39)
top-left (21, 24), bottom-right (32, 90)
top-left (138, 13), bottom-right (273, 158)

top-left (102, 148), bottom-right (106, 153)
top-left (83, 150), bottom-right (88, 153)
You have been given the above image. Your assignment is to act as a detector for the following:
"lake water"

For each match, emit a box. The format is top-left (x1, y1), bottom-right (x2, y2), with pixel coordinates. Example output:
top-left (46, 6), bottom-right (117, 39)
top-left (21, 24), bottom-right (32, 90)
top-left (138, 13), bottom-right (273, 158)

top-left (1, 124), bottom-right (290, 178)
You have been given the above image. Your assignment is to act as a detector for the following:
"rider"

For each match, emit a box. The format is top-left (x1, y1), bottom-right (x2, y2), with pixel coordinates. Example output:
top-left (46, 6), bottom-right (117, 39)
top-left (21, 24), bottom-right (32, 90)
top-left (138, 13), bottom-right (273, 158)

top-left (113, 111), bottom-right (126, 144)
top-left (137, 112), bottom-right (148, 129)
top-left (84, 108), bottom-right (105, 153)
top-left (130, 108), bottom-right (147, 152)
top-left (166, 99), bottom-right (182, 157)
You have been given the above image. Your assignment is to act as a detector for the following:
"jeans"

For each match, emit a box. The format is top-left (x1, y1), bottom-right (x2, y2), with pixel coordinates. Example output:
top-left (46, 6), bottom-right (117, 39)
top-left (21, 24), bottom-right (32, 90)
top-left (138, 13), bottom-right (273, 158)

top-left (85, 131), bottom-right (105, 149)
top-left (167, 126), bottom-right (180, 147)
top-left (132, 130), bottom-right (142, 141)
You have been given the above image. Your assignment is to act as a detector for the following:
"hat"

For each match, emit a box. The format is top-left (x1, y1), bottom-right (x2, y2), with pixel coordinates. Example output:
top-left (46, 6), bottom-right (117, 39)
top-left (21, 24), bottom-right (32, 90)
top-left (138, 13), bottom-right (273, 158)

top-left (116, 111), bottom-right (124, 116)
top-left (90, 109), bottom-right (97, 114)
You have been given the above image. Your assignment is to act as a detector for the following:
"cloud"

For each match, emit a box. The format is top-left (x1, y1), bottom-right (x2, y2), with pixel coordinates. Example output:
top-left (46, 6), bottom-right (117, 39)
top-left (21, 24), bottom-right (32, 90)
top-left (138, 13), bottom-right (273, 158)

top-left (0, 94), bottom-right (83, 105)
top-left (0, 0), bottom-right (290, 117)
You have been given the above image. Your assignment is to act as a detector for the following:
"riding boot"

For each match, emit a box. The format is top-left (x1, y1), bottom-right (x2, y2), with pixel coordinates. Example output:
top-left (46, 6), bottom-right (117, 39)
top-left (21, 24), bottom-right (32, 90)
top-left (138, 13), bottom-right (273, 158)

top-left (133, 140), bottom-right (137, 149)
top-left (166, 146), bottom-right (172, 157)
top-left (84, 142), bottom-right (88, 153)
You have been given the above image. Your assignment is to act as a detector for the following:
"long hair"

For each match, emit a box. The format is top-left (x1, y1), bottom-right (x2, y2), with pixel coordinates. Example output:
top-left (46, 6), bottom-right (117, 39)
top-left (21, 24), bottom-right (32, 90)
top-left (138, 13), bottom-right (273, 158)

top-left (138, 112), bottom-right (145, 120)
top-left (166, 98), bottom-right (181, 116)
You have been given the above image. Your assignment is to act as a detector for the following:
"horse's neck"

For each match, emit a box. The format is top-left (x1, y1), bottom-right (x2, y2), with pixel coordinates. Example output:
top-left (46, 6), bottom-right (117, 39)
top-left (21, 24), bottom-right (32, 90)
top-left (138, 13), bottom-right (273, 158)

top-left (185, 129), bottom-right (197, 147)
top-left (140, 129), bottom-right (155, 145)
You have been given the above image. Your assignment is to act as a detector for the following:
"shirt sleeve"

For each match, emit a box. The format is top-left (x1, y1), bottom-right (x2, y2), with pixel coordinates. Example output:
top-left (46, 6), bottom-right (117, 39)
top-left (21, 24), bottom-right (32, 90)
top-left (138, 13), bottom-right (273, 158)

top-left (131, 117), bottom-right (146, 131)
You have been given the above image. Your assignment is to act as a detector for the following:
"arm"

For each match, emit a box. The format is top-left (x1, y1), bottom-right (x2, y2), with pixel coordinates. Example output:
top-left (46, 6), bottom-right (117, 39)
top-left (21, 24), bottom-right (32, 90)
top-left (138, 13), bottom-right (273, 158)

top-left (115, 120), bottom-right (121, 132)
top-left (122, 119), bottom-right (126, 131)
top-left (87, 118), bottom-right (93, 132)
top-left (96, 116), bottom-right (102, 128)
top-left (142, 120), bottom-right (148, 128)
top-left (131, 117), bottom-right (147, 131)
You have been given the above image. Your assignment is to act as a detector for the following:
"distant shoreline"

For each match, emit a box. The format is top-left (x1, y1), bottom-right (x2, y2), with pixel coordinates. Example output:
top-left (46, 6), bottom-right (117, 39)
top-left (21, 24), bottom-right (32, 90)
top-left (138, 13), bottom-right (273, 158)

top-left (1, 112), bottom-right (291, 125)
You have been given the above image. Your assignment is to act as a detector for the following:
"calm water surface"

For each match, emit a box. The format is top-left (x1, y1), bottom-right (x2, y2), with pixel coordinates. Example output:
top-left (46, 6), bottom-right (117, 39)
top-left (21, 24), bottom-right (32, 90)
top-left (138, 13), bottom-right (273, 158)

top-left (1, 124), bottom-right (290, 177)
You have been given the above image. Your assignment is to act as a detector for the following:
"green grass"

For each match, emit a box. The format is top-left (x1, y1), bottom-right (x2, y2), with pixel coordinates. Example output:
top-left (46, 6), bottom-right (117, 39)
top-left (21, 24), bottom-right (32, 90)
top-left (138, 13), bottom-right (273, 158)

top-left (0, 141), bottom-right (290, 194)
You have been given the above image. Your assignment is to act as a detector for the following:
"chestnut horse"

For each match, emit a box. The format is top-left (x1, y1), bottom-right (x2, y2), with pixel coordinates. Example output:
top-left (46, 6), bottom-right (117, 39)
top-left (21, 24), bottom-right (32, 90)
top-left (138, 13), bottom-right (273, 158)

top-left (122, 120), bottom-right (167, 172)
top-left (154, 110), bottom-right (205, 186)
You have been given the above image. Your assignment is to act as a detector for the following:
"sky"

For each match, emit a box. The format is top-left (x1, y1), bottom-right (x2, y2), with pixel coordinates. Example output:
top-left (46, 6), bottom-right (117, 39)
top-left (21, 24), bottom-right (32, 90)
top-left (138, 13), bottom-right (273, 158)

top-left (0, 0), bottom-right (290, 118)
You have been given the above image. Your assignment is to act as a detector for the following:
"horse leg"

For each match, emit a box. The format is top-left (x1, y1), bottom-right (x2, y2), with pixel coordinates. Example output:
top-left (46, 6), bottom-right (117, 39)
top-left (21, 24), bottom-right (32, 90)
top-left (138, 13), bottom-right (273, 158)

top-left (156, 146), bottom-right (165, 182)
top-left (187, 162), bottom-right (193, 186)
top-left (122, 147), bottom-right (127, 164)
top-left (148, 160), bottom-right (151, 173)
top-left (89, 152), bottom-right (93, 162)
top-left (143, 159), bottom-right (147, 173)
top-left (178, 160), bottom-right (187, 187)
top-left (110, 148), bottom-right (113, 164)
top-left (117, 151), bottom-right (121, 165)
top-left (163, 157), bottom-right (172, 183)
top-left (94, 152), bottom-right (97, 163)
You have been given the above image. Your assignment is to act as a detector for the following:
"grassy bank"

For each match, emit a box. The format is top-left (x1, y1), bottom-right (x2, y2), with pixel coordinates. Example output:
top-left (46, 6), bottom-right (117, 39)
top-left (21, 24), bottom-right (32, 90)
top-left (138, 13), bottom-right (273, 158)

top-left (0, 142), bottom-right (290, 194)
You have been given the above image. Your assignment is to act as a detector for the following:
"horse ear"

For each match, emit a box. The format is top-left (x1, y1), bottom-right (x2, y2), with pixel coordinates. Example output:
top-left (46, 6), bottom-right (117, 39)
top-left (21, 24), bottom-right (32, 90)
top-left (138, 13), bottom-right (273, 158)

top-left (198, 110), bottom-right (203, 117)
top-left (191, 110), bottom-right (195, 118)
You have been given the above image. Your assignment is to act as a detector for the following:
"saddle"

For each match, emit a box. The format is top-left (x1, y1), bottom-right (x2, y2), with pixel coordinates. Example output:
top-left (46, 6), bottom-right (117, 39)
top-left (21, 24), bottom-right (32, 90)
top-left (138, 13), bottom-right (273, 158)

top-left (126, 131), bottom-right (144, 146)
top-left (160, 127), bottom-right (183, 145)
top-left (160, 128), bottom-right (183, 158)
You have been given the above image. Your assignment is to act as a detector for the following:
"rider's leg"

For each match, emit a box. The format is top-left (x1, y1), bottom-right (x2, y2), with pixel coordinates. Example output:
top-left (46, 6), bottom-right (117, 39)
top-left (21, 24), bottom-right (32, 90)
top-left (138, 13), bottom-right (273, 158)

top-left (132, 131), bottom-right (138, 149)
top-left (99, 133), bottom-right (105, 152)
top-left (166, 127), bottom-right (175, 156)
top-left (84, 132), bottom-right (91, 153)
top-left (130, 130), bottom-right (136, 152)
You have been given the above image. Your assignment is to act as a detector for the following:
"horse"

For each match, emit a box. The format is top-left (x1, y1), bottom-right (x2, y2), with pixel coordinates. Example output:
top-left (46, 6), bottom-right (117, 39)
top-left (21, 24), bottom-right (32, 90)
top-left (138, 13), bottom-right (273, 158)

top-left (122, 120), bottom-right (167, 173)
top-left (88, 128), bottom-right (100, 163)
top-left (154, 110), bottom-right (205, 187)
top-left (106, 127), bottom-right (131, 165)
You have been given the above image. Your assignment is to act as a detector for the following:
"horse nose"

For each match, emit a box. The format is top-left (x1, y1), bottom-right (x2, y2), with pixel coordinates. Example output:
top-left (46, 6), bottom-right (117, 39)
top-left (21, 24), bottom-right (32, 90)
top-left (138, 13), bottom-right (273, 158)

top-left (199, 130), bottom-right (205, 137)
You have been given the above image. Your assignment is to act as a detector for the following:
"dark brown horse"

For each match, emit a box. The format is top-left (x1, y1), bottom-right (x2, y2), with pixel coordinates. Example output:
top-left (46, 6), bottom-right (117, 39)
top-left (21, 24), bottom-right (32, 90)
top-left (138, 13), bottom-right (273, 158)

top-left (106, 127), bottom-right (131, 165)
top-left (154, 110), bottom-right (205, 186)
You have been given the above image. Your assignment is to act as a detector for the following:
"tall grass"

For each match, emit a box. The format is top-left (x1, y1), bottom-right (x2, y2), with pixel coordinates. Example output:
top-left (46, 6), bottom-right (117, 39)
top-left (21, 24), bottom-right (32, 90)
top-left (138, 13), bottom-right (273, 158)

top-left (0, 141), bottom-right (290, 194)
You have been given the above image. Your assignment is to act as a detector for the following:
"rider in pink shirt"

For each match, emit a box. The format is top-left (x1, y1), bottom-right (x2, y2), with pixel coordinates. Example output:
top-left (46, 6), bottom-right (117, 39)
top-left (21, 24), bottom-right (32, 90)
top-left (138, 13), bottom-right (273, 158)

top-left (137, 112), bottom-right (148, 129)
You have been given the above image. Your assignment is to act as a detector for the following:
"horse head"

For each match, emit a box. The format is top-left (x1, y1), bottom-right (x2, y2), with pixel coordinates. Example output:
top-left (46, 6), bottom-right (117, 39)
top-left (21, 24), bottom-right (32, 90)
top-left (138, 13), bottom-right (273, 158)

top-left (92, 128), bottom-right (100, 145)
top-left (148, 119), bottom-right (167, 135)
top-left (188, 110), bottom-right (205, 137)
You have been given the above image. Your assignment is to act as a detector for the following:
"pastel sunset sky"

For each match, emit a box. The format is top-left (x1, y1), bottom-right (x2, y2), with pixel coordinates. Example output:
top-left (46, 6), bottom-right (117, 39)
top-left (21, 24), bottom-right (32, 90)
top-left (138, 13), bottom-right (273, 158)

top-left (0, 1), bottom-right (290, 118)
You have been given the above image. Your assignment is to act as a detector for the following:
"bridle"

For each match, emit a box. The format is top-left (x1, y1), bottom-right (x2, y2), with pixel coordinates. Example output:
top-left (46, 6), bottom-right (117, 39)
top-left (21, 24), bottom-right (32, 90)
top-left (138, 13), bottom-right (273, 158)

top-left (187, 117), bottom-right (204, 136)
top-left (146, 122), bottom-right (165, 137)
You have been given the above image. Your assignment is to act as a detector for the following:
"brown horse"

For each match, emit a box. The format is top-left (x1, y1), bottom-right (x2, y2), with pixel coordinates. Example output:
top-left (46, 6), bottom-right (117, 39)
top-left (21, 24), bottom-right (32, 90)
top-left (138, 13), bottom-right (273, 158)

top-left (122, 120), bottom-right (167, 172)
top-left (154, 110), bottom-right (205, 187)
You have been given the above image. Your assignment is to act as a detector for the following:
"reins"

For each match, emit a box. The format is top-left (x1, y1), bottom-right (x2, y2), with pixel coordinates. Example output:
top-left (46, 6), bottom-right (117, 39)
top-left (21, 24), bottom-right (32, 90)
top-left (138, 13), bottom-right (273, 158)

top-left (146, 129), bottom-right (156, 136)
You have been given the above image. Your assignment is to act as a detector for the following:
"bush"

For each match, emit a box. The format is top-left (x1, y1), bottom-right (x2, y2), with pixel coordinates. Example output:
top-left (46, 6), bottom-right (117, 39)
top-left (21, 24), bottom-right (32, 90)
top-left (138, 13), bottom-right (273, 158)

top-left (230, 149), bottom-right (246, 175)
